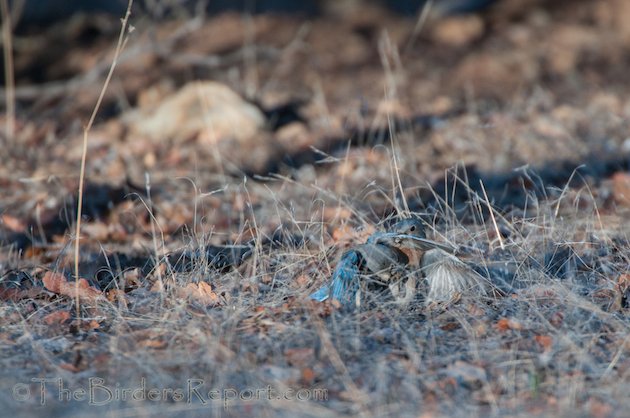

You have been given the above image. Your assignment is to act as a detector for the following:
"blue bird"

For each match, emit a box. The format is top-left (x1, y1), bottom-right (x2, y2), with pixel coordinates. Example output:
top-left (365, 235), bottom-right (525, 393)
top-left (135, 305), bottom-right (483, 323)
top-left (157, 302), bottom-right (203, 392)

top-left (310, 218), bottom-right (451, 305)
top-left (309, 248), bottom-right (362, 304)
top-left (309, 242), bottom-right (409, 304)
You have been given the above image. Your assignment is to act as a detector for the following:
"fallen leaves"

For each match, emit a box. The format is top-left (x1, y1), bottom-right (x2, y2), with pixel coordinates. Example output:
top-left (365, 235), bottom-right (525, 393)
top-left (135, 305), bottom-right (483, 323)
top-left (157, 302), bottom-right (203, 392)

top-left (42, 271), bottom-right (102, 302)
top-left (495, 318), bottom-right (523, 331)
top-left (179, 281), bottom-right (221, 306)
top-left (430, 15), bottom-right (485, 47)
top-left (1, 214), bottom-right (26, 232)
top-left (534, 335), bottom-right (553, 351)
top-left (43, 309), bottom-right (71, 325)
top-left (106, 288), bottom-right (129, 309)
top-left (611, 172), bottom-right (630, 207)
top-left (331, 223), bottom-right (375, 244)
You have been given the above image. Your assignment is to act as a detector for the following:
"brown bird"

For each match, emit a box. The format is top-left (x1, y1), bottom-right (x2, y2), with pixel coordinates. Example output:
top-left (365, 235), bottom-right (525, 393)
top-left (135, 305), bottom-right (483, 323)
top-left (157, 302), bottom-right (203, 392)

top-left (378, 220), bottom-right (490, 306)
top-left (310, 218), bottom-right (450, 306)
top-left (310, 218), bottom-right (484, 307)
top-left (421, 248), bottom-right (489, 305)
top-left (375, 219), bottom-right (456, 304)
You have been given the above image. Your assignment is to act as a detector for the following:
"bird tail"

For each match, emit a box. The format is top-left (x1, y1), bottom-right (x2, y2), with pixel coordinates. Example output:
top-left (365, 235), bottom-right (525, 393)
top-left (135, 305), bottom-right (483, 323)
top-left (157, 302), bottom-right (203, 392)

top-left (309, 283), bottom-right (331, 302)
top-left (310, 251), bottom-right (360, 304)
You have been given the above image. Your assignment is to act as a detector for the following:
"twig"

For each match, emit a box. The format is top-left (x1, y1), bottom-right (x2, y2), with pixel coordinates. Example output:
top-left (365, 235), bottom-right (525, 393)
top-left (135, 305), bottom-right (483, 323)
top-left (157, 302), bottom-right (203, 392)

top-left (479, 179), bottom-right (505, 250)
top-left (403, 0), bottom-right (433, 55)
top-left (74, 0), bottom-right (134, 320)
top-left (0, 0), bottom-right (15, 140)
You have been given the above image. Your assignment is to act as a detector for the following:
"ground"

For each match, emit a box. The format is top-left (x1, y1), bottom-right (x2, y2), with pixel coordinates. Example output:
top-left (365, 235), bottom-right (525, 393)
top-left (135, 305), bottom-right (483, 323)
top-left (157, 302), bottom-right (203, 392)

top-left (1, 0), bottom-right (630, 417)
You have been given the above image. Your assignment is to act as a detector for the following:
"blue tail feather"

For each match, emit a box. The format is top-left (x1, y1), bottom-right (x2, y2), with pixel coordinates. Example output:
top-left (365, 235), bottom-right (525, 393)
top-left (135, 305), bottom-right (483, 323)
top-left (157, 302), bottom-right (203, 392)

top-left (309, 283), bottom-right (331, 302)
top-left (310, 251), bottom-right (360, 304)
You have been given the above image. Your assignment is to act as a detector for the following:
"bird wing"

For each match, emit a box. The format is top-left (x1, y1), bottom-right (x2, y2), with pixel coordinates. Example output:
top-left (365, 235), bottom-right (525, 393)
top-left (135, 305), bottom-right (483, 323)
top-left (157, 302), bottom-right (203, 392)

top-left (355, 243), bottom-right (408, 280)
top-left (309, 250), bottom-right (361, 303)
top-left (309, 243), bottom-right (407, 304)
top-left (422, 248), bottom-right (489, 303)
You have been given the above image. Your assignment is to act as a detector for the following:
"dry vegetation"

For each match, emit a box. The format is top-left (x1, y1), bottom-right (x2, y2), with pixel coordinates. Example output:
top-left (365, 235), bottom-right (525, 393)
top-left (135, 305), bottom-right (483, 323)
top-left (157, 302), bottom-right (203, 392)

top-left (1, 0), bottom-right (630, 416)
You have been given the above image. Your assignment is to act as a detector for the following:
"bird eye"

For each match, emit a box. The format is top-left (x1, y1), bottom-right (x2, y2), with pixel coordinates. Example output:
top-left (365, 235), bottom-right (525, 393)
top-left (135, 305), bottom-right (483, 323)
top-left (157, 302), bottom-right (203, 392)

top-left (409, 225), bottom-right (416, 232)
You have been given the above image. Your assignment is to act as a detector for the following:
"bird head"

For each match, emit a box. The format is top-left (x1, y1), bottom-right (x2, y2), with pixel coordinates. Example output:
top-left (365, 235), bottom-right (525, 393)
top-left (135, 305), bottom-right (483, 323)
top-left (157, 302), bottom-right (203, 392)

top-left (374, 219), bottom-right (456, 253)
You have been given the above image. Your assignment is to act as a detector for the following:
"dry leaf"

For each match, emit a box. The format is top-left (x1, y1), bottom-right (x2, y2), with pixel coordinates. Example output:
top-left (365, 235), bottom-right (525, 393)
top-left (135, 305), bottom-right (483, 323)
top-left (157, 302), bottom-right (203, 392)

top-left (612, 172), bottom-right (630, 207)
top-left (182, 282), bottom-right (220, 305)
top-left (332, 224), bottom-right (354, 242)
top-left (617, 273), bottom-right (630, 292)
top-left (81, 222), bottom-right (110, 240)
top-left (141, 339), bottom-right (167, 349)
top-left (0, 285), bottom-right (43, 301)
top-left (59, 362), bottom-right (82, 373)
top-left (87, 320), bottom-right (100, 330)
top-left (588, 397), bottom-right (613, 418)
top-left (431, 15), bottom-right (484, 47)
top-left (106, 288), bottom-right (128, 308)
top-left (42, 271), bottom-right (102, 302)
top-left (1, 214), bottom-right (26, 232)
top-left (549, 311), bottom-right (564, 328)
top-left (495, 318), bottom-right (522, 331)
top-left (43, 310), bottom-right (71, 325)
top-left (440, 322), bottom-right (461, 331)
top-left (301, 367), bottom-right (315, 384)
top-left (534, 335), bottom-right (553, 351)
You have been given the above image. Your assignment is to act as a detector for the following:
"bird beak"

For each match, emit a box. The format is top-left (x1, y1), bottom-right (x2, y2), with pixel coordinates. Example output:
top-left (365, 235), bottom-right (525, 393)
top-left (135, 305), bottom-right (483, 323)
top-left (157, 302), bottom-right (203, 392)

top-left (377, 232), bottom-right (457, 253)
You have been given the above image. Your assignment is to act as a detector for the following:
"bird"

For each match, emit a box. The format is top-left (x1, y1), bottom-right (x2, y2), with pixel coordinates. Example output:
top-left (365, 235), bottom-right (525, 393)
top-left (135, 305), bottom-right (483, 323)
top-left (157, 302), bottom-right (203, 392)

top-left (421, 248), bottom-right (489, 305)
top-left (378, 223), bottom-right (492, 305)
top-left (310, 218), bottom-right (453, 306)
top-left (309, 241), bottom-right (409, 305)
top-left (375, 219), bottom-right (459, 304)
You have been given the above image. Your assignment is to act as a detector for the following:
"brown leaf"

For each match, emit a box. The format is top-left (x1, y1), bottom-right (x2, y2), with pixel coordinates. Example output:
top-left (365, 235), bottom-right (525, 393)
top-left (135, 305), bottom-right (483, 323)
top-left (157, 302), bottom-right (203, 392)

top-left (43, 310), bottom-right (71, 326)
top-left (331, 224), bottom-right (355, 242)
top-left (549, 311), bottom-right (564, 328)
top-left (430, 15), bottom-right (485, 47)
top-left (0, 285), bottom-right (44, 301)
top-left (612, 172), bottom-right (630, 207)
top-left (440, 322), bottom-right (461, 331)
top-left (588, 397), bottom-right (613, 418)
top-left (181, 282), bottom-right (221, 305)
top-left (42, 271), bottom-right (102, 302)
top-left (534, 335), bottom-right (553, 351)
top-left (301, 367), bottom-right (315, 384)
top-left (87, 320), bottom-right (100, 330)
top-left (1, 214), bottom-right (26, 232)
top-left (106, 288), bottom-right (129, 309)
top-left (294, 274), bottom-right (310, 288)
top-left (323, 207), bottom-right (352, 223)
top-left (24, 246), bottom-right (44, 258)
top-left (495, 318), bottom-right (522, 331)
top-left (617, 273), bottom-right (630, 292)
top-left (140, 339), bottom-right (167, 349)
top-left (59, 362), bottom-right (82, 373)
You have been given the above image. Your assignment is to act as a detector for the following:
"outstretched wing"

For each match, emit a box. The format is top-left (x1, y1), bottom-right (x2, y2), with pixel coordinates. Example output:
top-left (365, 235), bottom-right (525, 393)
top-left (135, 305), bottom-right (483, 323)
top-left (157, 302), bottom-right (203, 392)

top-left (309, 250), bottom-right (361, 303)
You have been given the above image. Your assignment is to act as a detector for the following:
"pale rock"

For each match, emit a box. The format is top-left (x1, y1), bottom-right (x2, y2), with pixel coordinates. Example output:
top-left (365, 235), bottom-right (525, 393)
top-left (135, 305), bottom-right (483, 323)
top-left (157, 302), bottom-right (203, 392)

top-left (128, 81), bottom-right (265, 143)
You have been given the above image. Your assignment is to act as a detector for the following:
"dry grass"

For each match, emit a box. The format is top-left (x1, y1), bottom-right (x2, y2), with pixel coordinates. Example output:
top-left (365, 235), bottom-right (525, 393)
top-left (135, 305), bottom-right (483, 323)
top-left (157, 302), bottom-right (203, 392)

top-left (2, 141), bottom-right (629, 417)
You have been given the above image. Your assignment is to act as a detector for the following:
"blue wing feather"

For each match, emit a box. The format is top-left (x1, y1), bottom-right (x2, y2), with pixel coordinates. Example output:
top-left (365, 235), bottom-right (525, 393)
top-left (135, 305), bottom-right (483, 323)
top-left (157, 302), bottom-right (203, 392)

top-left (309, 283), bottom-right (331, 302)
top-left (310, 250), bottom-right (361, 304)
